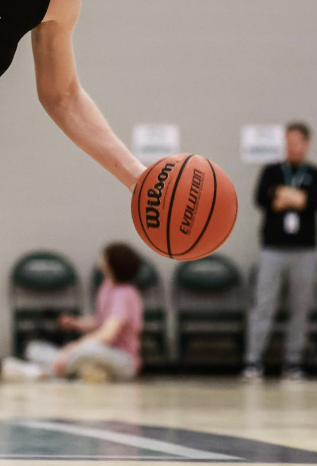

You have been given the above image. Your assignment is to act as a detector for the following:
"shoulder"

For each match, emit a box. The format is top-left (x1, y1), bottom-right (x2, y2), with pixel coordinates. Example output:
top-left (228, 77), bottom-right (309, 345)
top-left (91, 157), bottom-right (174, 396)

top-left (258, 163), bottom-right (281, 178)
top-left (265, 163), bottom-right (282, 172)
top-left (113, 284), bottom-right (142, 305)
top-left (305, 162), bottom-right (317, 174)
top-left (42, 0), bottom-right (81, 27)
top-left (114, 284), bottom-right (141, 297)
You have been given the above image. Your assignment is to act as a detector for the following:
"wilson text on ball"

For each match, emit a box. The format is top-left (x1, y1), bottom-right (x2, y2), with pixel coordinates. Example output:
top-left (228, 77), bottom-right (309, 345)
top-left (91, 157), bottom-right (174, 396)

top-left (146, 162), bottom-right (176, 229)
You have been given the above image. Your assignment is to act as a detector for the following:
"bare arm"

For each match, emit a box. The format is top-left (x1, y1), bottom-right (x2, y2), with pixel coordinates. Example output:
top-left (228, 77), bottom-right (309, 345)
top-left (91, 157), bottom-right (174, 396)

top-left (273, 186), bottom-right (307, 212)
top-left (32, 0), bottom-right (145, 191)
top-left (80, 316), bottom-right (124, 345)
top-left (59, 315), bottom-right (98, 333)
top-left (61, 316), bottom-right (123, 349)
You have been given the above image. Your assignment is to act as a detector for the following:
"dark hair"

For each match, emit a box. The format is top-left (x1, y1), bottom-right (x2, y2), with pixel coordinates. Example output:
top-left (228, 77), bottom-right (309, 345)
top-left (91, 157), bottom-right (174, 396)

top-left (104, 243), bottom-right (141, 284)
top-left (286, 122), bottom-right (312, 141)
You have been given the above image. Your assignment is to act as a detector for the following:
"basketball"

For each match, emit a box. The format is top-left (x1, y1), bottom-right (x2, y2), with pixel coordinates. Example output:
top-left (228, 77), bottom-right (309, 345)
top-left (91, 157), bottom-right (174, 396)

top-left (131, 153), bottom-right (238, 261)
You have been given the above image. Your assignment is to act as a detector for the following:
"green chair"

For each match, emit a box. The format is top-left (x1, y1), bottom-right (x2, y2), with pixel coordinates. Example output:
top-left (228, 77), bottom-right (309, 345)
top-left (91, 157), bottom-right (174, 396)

top-left (173, 254), bottom-right (246, 368)
top-left (90, 257), bottom-right (168, 367)
top-left (10, 251), bottom-right (83, 357)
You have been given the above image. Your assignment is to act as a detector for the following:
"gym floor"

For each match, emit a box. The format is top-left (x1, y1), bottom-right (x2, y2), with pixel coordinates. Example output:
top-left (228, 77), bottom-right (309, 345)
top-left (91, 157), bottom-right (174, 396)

top-left (0, 378), bottom-right (316, 465)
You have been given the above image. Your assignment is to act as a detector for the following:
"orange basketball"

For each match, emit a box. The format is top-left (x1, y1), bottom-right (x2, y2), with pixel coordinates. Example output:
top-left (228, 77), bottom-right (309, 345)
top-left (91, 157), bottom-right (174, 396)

top-left (131, 153), bottom-right (238, 261)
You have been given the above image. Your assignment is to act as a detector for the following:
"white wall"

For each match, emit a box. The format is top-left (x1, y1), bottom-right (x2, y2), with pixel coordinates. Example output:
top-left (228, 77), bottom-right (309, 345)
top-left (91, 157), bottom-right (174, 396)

top-left (1, 0), bottom-right (317, 355)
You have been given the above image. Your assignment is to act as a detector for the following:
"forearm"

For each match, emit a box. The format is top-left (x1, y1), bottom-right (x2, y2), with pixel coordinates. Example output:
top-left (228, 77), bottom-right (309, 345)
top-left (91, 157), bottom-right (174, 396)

top-left (289, 190), bottom-right (307, 211)
top-left (78, 328), bottom-right (113, 346)
top-left (41, 87), bottom-right (145, 191)
top-left (275, 188), bottom-right (308, 211)
top-left (78, 317), bottom-right (122, 346)
top-left (77, 316), bottom-right (98, 333)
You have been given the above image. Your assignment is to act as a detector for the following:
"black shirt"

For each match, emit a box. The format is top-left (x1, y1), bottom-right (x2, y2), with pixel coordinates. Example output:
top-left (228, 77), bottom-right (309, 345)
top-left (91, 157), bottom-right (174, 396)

top-left (256, 162), bottom-right (317, 249)
top-left (0, 0), bottom-right (51, 77)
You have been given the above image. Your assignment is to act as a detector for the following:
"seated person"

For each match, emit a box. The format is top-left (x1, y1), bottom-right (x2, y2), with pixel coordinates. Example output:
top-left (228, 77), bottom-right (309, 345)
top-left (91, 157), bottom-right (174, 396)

top-left (1, 243), bottom-right (143, 383)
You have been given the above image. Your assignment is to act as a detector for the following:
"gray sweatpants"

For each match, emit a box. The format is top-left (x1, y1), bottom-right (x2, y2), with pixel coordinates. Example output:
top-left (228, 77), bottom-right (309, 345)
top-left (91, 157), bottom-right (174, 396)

top-left (26, 340), bottom-right (137, 381)
top-left (245, 249), bottom-right (316, 365)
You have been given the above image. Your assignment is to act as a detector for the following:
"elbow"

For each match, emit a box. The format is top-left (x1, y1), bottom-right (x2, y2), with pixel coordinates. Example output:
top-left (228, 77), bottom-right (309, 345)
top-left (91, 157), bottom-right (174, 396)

top-left (38, 91), bottom-right (55, 111)
top-left (100, 334), bottom-right (114, 346)
top-left (38, 83), bottom-right (82, 113)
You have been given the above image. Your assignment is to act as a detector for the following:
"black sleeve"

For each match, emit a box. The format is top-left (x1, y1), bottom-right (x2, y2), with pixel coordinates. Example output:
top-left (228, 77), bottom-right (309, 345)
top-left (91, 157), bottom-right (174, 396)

top-left (303, 169), bottom-right (317, 212)
top-left (255, 166), bottom-right (277, 210)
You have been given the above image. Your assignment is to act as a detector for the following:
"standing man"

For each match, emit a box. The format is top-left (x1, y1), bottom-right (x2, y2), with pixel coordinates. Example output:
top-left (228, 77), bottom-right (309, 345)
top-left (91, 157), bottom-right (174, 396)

top-left (244, 122), bottom-right (317, 379)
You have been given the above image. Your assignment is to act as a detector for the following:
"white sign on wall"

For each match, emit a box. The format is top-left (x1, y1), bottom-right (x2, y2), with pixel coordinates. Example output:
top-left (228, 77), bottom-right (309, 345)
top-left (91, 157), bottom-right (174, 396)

top-left (132, 124), bottom-right (180, 165)
top-left (241, 125), bottom-right (285, 164)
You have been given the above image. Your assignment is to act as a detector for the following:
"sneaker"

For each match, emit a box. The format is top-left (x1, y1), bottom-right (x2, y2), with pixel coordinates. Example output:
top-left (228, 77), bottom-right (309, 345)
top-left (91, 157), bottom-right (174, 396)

top-left (1, 357), bottom-right (46, 383)
top-left (242, 363), bottom-right (264, 380)
top-left (283, 364), bottom-right (307, 381)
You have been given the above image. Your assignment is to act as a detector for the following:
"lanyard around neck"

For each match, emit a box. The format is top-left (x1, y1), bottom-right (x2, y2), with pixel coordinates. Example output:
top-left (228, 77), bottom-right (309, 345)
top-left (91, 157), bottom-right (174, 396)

top-left (281, 163), bottom-right (308, 188)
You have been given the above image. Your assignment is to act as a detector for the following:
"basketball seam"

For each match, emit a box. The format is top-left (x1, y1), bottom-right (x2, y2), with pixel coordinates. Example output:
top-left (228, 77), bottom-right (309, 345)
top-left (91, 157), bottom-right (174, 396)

top-left (172, 159), bottom-right (218, 257)
top-left (166, 155), bottom-right (194, 258)
top-left (185, 192), bottom-right (238, 261)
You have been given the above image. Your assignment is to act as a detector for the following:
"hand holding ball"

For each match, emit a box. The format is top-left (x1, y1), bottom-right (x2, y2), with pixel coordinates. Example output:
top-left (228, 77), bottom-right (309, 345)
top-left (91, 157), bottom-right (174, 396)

top-left (131, 154), bottom-right (238, 261)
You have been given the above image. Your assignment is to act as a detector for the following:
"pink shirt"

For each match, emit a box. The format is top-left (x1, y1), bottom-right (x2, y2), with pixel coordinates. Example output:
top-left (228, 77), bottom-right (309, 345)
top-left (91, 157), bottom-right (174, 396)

top-left (95, 279), bottom-right (143, 371)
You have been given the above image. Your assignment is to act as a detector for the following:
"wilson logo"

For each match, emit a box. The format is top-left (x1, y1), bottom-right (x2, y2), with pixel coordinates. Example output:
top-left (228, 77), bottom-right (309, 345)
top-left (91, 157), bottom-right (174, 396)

top-left (146, 163), bottom-right (176, 229)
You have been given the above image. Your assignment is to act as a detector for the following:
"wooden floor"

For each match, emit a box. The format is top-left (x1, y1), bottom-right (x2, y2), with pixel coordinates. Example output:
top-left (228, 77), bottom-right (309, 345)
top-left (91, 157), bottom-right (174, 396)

top-left (0, 377), bottom-right (316, 465)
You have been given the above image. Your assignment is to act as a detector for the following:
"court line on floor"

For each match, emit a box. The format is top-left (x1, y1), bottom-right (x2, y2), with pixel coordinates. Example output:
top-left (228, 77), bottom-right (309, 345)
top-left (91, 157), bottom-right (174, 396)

top-left (13, 420), bottom-right (243, 461)
top-left (0, 455), bottom-right (182, 460)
